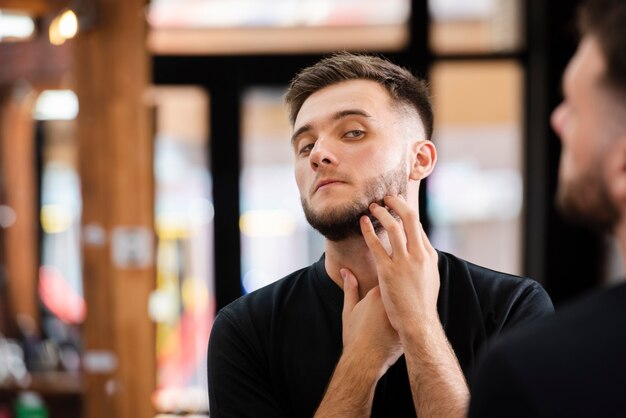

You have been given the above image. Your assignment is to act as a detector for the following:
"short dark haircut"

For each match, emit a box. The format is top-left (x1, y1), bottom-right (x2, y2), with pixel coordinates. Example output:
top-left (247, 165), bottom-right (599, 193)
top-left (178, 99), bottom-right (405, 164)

top-left (579, 0), bottom-right (626, 94)
top-left (285, 52), bottom-right (433, 140)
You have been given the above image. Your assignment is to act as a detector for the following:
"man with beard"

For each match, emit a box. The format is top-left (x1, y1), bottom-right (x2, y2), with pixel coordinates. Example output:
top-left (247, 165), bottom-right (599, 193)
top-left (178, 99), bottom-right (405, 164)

top-left (467, 0), bottom-right (626, 417)
top-left (208, 53), bottom-right (553, 418)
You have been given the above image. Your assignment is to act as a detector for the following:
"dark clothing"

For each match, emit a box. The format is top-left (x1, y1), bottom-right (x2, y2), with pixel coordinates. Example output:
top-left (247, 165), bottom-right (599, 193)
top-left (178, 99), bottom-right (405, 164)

top-left (469, 282), bottom-right (626, 418)
top-left (208, 251), bottom-right (553, 417)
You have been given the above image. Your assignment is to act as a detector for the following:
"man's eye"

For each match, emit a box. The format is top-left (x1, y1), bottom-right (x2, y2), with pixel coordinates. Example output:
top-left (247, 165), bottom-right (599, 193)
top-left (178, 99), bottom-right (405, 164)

top-left (298, 143), bottom-right (314, 155)
top-left (345, 130), bottom-right (365, 138)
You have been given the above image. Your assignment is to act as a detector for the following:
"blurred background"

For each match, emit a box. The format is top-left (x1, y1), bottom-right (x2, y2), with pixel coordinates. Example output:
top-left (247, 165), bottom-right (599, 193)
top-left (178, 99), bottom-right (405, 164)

top-left (0, 0), bottom-right (617, 416)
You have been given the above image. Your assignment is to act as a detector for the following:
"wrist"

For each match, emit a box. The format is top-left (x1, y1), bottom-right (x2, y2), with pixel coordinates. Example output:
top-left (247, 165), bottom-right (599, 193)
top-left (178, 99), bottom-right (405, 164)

top-left (341, 343), bottom-right (393, 381)
top-left (398, 315), bottom-right (444, 347)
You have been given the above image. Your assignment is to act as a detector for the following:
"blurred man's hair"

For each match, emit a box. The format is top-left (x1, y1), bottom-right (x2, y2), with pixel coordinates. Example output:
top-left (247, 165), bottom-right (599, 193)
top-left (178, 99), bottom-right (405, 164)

top-left (580, 0), bottom-right (626, 94)
top-left (285, 52), bottom-right (433, 140)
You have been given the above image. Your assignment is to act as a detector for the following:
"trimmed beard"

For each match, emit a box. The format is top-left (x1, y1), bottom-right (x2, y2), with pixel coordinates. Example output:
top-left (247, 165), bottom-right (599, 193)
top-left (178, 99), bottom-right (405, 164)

top-left (302, 167), bottom-right (408, 242)
top-left (556, 166), bottom-right (619, 233)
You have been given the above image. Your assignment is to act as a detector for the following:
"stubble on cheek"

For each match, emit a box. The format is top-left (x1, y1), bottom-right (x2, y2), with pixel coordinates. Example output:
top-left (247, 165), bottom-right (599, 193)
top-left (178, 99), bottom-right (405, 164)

top-left (301, 166), bottom-right (408, 241)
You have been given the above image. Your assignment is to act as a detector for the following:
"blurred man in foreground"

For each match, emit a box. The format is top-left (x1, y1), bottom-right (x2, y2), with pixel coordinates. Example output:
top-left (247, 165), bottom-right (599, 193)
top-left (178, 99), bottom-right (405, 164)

top-left (468, 0), bottom-right (626, 416)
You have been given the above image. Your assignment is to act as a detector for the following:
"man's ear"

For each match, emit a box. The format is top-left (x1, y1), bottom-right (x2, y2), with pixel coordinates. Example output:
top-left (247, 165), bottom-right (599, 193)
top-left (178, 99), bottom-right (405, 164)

top-left (409, 140), bottom-right (437, 181)
top-left (607, 136), bottom-right (626, 208)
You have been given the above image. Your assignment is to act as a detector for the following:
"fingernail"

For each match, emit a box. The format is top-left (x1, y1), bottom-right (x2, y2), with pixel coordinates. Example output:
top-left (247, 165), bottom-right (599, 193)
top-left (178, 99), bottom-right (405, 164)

top-left (340, 269), bottom-right (347, 282)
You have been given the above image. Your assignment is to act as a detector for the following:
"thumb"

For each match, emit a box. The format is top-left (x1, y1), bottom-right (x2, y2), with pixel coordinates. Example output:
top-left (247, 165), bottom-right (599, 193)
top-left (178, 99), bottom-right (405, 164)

top-left (341, 268), bottom-right (359, 320)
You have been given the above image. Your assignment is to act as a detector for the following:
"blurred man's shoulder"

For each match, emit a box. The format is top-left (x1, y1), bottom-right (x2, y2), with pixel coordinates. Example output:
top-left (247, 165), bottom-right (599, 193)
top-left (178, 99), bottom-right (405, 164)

top-left (469, 283), bottom-right (626, 418)
top-left (500, 281), bottom-right (626, 354)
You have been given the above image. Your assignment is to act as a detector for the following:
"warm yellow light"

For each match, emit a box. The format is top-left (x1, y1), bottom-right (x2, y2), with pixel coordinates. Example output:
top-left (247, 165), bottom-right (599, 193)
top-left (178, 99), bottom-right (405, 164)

top-left (48, 15), bottom-right (64, 45)
top-left (181, 277), bottom-right (209, 311)
top-left (41, 204), bottom-right (72, 233)
top-left (49, 9), bottom-right (78, 45)
top-left (155, 214), bottom-right (190, 239)
top-left (59, 10), bottom-right (78, 39)
top-left (239, 209), bottom-right (296, 237)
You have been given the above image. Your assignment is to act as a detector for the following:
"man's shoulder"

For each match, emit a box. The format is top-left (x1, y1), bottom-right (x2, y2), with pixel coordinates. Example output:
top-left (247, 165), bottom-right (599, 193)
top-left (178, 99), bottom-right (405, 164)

top-left (437, 250), bottom-right (546, 299)
top-left (437, 250), bottom-right (553, 334)
top-left (219, 263), bottom-right (315, 321)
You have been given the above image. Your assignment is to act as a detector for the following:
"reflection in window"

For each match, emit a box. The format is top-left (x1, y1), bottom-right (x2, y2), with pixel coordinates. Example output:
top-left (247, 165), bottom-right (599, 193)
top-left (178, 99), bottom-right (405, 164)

top-left (428, 60), bottom-right (523, 274)
top-left (240, 88), bottom-right (323, 294)
top-left (429, 0), bottom-right (523, 54)
top-left (150, 87), bottom-right (213, 415)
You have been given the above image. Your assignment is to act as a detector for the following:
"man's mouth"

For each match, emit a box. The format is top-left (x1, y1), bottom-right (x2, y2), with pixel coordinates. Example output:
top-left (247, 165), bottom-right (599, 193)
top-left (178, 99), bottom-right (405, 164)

top-left (314, 179), bottom-right (344, 193)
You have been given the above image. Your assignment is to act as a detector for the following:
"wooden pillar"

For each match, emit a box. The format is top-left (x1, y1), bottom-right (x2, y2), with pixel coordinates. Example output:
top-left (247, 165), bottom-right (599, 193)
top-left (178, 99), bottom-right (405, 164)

top-left (0, 85), bottom-right (40, 334)
top-left (73, 0), bottom-right (155, 417)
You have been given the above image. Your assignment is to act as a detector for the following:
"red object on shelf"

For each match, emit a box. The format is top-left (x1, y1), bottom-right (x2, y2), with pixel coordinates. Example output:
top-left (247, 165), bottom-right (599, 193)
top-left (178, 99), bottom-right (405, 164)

top-left (38, 266), bottom-right (86, 324)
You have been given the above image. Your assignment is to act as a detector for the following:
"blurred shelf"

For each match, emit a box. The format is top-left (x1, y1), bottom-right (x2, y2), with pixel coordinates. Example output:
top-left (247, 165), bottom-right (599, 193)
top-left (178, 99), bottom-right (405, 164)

top-left (0, 371), bottom-right (84, 396)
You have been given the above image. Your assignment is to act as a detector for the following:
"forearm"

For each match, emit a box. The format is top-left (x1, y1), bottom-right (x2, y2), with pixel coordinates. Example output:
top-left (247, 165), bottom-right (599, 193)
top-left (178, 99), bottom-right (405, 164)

top-left (401, 319), bottom-right (469, 418)
top-left (314, 350), bottom-right (383, 418)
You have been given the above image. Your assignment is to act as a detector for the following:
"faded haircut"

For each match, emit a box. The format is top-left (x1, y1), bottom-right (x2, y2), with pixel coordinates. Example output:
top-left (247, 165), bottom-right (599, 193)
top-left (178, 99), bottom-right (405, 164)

top-left (284, 52), bottom-right (433, 140)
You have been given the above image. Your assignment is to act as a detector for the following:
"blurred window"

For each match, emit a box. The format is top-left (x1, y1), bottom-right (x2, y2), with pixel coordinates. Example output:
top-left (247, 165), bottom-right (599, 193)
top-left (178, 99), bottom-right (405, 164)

top-left (150, 86), bottom-right (213, 414)
top-left (148, 0), bottom-right (410, 28)
top-left (429, 0), bottom-right (523, 54)
top-left (35, 90), bottom-right (84, 372)
top-left (428, 60), bottom-right (523, 274)
top-left (239, 87), bottom-right (324, 293)
top-left (147, 0), bottom-right (410, 54)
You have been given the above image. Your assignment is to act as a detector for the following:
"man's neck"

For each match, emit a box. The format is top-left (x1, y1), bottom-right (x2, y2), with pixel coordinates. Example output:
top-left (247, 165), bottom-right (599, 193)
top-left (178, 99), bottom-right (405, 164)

top-left (324, 232), bottom-right (391, 299)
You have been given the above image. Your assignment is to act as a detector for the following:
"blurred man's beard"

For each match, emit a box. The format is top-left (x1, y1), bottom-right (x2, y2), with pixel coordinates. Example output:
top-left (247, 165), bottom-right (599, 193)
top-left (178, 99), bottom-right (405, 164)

top-left (302, 167), bottom-right (408, 242)
top-left (556, 167), bottom-right (619, 233)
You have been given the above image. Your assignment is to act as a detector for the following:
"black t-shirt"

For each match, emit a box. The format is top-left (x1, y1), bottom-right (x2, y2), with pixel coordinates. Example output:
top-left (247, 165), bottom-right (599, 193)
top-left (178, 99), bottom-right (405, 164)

top-left (208, 251), bottom-right (554, 417)
top-left (468, 282), bottom-right (626, 418)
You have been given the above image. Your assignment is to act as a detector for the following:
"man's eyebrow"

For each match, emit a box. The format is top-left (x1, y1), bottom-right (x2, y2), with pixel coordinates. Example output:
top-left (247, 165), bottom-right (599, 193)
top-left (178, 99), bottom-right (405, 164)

top-left (291, 109), bottom-right (372, 145)
top-left (291, 124), bottom-right (311, 145)
top-left (333, 109), bottom-right (372, 121)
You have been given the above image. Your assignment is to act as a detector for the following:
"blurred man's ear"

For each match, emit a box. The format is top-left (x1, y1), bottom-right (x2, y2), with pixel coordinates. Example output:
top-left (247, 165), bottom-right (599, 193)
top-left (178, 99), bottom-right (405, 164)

top-left (409, 140), bottom-right (437, 181)
top-left (606, 136), bottom-right (626, 209)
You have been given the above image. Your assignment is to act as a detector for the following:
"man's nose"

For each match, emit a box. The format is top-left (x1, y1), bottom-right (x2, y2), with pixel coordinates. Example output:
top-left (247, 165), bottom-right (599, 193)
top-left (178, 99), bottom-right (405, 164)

top-left (551, 103), bottom-right (567, 138)
top-left (309, 138), bottom-right (337, 170)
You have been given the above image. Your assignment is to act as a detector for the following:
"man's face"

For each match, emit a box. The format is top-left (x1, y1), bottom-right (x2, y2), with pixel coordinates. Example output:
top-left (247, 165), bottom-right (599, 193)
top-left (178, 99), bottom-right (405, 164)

top-left (291, 79), bottom-right (422, 241)
top-left (551, 36), bottom-right (620, 231)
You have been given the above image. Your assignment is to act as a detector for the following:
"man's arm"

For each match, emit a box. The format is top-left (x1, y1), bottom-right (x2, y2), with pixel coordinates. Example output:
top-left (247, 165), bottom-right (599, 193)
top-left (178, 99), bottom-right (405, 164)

top-left (314, 272), bottom-right (402, 417)
top-left (314, 342), bottom-right (385, 417)
top-left (362, 195), bottom-right (469, 418)
top-left (400, 317), bottom-right (469, 418)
